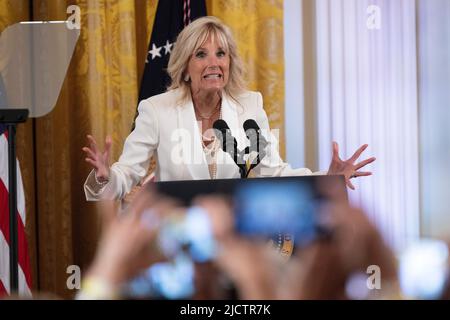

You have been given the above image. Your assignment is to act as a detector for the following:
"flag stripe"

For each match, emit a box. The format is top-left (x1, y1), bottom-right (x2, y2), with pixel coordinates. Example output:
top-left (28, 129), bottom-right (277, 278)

top-left (0, 135), bottom-right (26, 222)
top-left (0, 275), bottom-right (7, 297)
top-left (0, 176), bottom-right (32, 290)
top-left (0, 231), bottom-right (32, 296)
top-left (0, 131), bottom-right (32, 295)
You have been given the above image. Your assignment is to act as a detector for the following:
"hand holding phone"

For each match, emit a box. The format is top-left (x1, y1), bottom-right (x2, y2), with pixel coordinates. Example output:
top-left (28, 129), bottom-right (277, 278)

top-left (123, 206), bottom-right (217, 299)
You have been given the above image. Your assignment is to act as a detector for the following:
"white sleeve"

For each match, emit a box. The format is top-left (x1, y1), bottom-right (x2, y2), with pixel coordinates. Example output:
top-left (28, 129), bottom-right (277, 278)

top-left (84, 99), bottom-right (159, 200)
top-left (249, 92), bottom-right (324, 178)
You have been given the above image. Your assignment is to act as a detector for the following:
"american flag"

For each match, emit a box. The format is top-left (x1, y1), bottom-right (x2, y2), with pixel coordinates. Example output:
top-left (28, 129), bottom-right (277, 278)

top-left (132, 0), bottom-right (206, 131)
top-left (0, 123), bottom-right (32, 296)
top-left (138, 0), bottom-right (206, 101)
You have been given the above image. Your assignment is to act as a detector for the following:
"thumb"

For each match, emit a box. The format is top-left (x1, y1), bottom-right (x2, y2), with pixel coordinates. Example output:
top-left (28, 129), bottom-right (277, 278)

top-left (347, 178), bottom-right (355, 190)
top-left (332, 141), bottom-right (339, 158)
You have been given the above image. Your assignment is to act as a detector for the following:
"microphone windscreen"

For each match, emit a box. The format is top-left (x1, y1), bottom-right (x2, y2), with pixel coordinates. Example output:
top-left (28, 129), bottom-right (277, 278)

top-left (213, 119), bottom-right (229, 132)
top-left (243, 119), bottom-right (260, 132)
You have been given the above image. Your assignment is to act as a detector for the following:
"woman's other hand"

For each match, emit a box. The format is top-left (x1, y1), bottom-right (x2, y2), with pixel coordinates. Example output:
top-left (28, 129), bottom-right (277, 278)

top-left (82, 134), bottom-right (112, 182)
top-left (327, 141), bottom-right (376, 190)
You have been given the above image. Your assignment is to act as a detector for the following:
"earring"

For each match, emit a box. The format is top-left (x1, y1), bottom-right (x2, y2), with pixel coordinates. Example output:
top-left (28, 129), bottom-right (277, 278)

top-left (184, 74), bottom-right (190, 82)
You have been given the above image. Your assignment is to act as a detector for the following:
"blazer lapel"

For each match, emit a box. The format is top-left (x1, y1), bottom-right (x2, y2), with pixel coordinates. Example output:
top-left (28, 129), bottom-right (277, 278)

top-left (177, 97), bottom-right (210, 180)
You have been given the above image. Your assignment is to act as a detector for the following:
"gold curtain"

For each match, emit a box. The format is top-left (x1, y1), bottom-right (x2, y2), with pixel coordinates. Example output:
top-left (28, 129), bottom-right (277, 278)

top-left (30, 0), bottom-right (157, 298)
top-left (207, 0), bottom-right (285, 156)
top-left (1, 0), bottom-right (285, 299)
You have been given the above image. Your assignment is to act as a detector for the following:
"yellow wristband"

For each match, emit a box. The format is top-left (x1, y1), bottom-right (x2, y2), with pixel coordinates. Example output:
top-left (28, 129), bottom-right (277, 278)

top-left (77, 277), bottom-right (120, 300)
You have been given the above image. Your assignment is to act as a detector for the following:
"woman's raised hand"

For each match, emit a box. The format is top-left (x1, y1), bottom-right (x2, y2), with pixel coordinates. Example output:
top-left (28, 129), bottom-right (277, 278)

top-left (82, 135), bottom-right (112, 182)
top-left (327, 141), bottom-right (376, 190)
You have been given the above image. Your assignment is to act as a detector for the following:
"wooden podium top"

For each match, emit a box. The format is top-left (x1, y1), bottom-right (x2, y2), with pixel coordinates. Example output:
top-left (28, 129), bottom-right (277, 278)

top-left (154, 175), bottom-right (347, 205)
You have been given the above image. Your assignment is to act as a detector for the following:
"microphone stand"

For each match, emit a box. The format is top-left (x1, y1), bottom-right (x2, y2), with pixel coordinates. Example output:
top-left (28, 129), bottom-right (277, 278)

top-left (232, 143), bottom-right (247, 179)
top-left (244, 130), bottom-right (268, 178)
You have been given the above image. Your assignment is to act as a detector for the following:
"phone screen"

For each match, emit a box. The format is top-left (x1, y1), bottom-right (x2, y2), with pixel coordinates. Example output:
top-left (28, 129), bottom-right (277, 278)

top-left (234, 181), bottom-right (322, 245)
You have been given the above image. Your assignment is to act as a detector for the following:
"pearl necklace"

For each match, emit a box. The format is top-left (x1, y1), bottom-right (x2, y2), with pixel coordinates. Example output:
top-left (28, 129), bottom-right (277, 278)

top-left (200, 106), bottom-right (222, 180)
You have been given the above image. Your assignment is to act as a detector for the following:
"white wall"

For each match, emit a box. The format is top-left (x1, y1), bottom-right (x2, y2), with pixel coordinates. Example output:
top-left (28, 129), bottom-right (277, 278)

top-left (284, 0), bottom-right (305, 168)
top-left (284, 0), bottom-right (422, 251)
top-left (418, 0), bottom-right (450, 240)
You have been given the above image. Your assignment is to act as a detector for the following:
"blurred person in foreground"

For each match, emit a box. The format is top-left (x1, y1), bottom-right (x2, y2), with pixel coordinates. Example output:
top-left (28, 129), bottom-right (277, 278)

top-left (193, 178), bottom-right (399, 300)
top-left (77, 187), bottom-right (172, 299)
top-left (77, 183), bottom-right (399, 300)
top-left (198, 195), bottom-right (400, 300)
top-left (276, 204), bottom-right (400, 299)
top-left (76, 186), bottom-right (278, 300)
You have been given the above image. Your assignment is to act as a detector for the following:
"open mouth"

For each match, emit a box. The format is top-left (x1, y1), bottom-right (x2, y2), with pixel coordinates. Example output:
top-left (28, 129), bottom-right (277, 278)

top-left (203, 74), bottom-right (222, 79)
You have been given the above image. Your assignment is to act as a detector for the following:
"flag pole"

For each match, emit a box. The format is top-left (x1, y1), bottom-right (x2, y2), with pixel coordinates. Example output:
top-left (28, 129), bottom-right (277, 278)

top-left (0, 109), bottom-right (28, 294)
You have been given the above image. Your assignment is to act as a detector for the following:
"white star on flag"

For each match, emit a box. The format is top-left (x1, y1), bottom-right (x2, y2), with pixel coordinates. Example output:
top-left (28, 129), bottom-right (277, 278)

top-left (163, 40), bottom-right (174, 55)
top-left (148, 43), bottom-right (162, 60)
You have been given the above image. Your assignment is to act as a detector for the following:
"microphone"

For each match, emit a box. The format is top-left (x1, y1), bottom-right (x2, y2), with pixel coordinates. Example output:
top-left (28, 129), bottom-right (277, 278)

top-left (243, 119), bottom-right (268, 177)
top-left (213, 119), bottom-right (247, 178)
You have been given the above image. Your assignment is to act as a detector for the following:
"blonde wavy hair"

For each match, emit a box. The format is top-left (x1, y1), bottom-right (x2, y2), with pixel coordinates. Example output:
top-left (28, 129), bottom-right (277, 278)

top-left (167, 16), bottom-right (246, 101)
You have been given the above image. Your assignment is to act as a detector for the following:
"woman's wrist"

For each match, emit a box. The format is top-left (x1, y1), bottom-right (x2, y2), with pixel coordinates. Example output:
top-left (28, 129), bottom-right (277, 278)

top-left (94, 170), bottom-right (110, 185)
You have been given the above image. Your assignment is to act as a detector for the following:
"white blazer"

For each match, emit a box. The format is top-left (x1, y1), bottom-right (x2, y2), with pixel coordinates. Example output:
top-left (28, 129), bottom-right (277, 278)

top-left (84, 89), bottom-right (317, 200)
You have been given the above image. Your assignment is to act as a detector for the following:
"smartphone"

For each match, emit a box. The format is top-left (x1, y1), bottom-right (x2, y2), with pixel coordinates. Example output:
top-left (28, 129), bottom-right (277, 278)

top-left (123, 206), bottom-right (217, 299)
top-left (399, 239), bottom-right (449, 299)
top-left (233, 180), bottom-right (324, 246)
